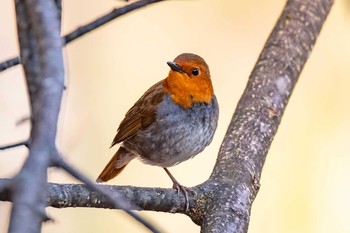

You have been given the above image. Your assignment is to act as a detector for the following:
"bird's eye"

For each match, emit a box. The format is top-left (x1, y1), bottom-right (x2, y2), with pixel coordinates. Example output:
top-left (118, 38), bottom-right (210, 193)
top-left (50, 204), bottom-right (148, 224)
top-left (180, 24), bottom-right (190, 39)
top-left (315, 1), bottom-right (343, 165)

top-left (191, 68), bottom-right (199, 76)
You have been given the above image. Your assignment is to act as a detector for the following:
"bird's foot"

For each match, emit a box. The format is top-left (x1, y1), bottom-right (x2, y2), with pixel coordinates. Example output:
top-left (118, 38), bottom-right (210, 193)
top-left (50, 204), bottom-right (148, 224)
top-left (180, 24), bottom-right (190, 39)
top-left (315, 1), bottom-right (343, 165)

top-left (163, 167), bottom-right (195, 212)
top-left (172, 181), bottom-right (195, 212)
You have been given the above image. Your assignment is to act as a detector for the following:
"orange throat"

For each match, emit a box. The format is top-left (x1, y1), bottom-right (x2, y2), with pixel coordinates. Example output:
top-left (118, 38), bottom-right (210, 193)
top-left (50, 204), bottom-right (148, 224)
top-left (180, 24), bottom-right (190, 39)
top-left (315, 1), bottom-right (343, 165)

top-left (163, 73), bottom-right (214, 109)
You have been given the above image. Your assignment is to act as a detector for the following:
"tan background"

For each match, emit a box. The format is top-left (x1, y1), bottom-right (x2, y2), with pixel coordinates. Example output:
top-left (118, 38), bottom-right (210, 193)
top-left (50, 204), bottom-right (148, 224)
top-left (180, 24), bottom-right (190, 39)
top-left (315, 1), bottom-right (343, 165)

top-left (1, 0), bottom-right (350, 232)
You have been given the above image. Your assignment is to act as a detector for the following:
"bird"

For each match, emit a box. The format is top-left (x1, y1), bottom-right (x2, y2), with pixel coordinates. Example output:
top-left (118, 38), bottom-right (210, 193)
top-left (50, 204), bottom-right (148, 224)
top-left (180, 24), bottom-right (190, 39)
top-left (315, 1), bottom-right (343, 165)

top-left (96, 53), bottom-right (219, 211)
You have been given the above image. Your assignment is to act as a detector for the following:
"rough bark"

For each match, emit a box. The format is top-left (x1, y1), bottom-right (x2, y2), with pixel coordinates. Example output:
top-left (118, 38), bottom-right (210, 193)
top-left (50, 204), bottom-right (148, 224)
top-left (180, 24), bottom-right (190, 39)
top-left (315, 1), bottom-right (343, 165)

top-left (9, 0), bottom-right (64, 233)
top-left (202, 0), bottom-right (334, 231)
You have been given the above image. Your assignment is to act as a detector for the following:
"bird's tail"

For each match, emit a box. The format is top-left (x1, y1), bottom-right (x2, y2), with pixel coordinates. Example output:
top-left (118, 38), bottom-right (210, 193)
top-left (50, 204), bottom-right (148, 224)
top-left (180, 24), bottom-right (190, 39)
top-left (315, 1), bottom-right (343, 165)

top-left (96, 147), bottom-right (135, 183)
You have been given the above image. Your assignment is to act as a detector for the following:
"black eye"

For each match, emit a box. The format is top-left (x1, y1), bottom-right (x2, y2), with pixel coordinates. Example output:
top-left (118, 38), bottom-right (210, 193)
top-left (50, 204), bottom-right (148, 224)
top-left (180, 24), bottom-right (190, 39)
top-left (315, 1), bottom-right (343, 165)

top-left (191, 68), bottom-right (199, 76)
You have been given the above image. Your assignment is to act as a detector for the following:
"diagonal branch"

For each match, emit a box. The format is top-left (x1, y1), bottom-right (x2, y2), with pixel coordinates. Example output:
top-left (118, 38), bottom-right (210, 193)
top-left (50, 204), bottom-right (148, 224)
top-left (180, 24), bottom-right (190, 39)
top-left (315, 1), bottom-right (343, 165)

top-left (63, 0), bottom-right (165, 45)
top-left (0, 141), bottom-right (28, 150)
top-left (0, 0), bottom-right (165, 72)
top-left (0, 57), bottom-right (20, 73)
top-left (201, 0), bottom-right (334, 232)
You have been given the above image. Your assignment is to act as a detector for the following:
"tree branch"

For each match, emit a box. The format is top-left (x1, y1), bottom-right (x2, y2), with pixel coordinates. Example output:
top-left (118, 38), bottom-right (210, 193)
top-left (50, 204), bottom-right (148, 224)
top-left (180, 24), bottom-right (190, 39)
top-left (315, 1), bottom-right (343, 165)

top-left (55, 158), bottom-right (162, 233)
top-left (0, 0), bottom-right (165, 72)
top-left (0, 57), bottom-right (20, 72)
top-left (8, 0), bottom-right (65, 232)
top-left (0, 179), bottom-right (186, 212)
top-left (63, 0), bottom-right (164, 45)
top-left (201, 0), bottom-right (334, 232)
top-left (0, 141), bottom-right (28, 150)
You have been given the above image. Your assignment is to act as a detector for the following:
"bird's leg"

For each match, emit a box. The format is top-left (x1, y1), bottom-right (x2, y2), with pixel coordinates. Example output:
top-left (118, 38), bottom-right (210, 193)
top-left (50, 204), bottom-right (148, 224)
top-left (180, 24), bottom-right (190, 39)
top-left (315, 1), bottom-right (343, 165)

top-left (163, 167), bottom-right (191, 211)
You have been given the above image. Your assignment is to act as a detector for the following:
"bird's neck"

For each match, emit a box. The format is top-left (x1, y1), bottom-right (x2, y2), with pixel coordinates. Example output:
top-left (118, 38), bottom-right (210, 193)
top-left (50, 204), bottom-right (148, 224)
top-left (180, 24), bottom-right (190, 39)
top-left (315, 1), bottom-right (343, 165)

top-left (163, 74), bottom-right (214, 109)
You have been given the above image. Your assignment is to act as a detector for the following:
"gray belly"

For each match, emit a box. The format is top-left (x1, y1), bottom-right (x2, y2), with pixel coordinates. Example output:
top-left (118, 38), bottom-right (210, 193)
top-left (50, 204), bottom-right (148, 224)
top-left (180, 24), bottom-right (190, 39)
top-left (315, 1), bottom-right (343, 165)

top-left (123, 95), bottom-right (219, 167)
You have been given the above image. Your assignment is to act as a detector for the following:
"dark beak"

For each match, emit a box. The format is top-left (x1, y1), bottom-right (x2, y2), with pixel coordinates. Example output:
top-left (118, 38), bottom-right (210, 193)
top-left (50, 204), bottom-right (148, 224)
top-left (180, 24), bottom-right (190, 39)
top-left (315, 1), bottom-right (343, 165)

top-left (167, 61), bottom-right (184, 73)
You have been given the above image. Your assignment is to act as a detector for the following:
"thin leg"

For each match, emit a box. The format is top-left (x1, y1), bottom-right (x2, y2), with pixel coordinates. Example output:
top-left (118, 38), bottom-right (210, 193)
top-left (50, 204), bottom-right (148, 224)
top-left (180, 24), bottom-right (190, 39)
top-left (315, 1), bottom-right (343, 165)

top-left (163, 167), bottom-right (190, 211)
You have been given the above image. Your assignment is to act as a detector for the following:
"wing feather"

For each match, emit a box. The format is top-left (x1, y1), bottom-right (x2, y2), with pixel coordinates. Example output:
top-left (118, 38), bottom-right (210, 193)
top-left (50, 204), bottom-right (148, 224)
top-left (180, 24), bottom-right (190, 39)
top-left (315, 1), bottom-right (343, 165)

top-left (111, 80), bottom-right (165, 147)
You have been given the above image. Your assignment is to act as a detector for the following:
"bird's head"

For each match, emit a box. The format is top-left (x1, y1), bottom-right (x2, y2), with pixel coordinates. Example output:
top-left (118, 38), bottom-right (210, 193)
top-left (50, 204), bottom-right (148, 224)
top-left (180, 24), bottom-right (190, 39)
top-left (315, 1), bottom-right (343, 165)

top-left (163, 53), bottom-right (214, 109)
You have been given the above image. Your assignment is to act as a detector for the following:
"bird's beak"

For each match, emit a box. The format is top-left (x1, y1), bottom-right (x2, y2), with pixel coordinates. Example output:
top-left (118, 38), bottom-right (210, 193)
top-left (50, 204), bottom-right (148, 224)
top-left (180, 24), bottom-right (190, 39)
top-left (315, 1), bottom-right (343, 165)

top-left (167, 61), bottom-right (184, 73)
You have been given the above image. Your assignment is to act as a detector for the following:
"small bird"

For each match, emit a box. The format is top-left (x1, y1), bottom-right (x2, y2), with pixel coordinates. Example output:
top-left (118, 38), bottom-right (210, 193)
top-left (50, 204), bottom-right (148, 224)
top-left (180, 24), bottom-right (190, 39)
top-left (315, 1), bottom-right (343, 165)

top-left (96, 53), bottom-right (219, 210)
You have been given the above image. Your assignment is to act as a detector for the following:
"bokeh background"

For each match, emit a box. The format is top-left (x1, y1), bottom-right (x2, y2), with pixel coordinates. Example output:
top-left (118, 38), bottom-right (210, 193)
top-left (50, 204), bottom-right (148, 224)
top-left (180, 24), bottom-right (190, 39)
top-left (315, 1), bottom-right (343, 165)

top-left (1, 0), bottom-right (350, 232)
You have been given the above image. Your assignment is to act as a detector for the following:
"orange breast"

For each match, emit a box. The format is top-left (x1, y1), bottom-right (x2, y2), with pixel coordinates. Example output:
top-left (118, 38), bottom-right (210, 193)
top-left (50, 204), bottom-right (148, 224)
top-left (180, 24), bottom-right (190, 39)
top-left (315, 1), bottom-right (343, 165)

top-left (163, 72), bottom-right (214, 109)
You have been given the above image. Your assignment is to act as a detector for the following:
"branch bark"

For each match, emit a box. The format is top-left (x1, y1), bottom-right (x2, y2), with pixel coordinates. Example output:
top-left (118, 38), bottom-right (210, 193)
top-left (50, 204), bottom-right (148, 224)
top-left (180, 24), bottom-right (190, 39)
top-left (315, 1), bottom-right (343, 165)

top-left (9, 0), bottom-right (64, 233)
top-left (202, 0), bottom-right (333, 231)
top-left (0, 179), bottom-right (187, 212)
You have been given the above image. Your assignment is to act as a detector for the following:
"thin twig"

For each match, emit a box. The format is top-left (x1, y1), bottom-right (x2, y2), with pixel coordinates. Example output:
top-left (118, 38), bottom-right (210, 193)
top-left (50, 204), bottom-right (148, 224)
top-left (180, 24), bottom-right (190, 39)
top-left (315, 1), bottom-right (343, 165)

top-left (0, 57), bottom-right (20, 72)
top-left (63, 0), bottom-right (164, 44)
top-left (0, 140), bottom-right (28, 150)
top-left (0, 0), bottom-right (165, 72)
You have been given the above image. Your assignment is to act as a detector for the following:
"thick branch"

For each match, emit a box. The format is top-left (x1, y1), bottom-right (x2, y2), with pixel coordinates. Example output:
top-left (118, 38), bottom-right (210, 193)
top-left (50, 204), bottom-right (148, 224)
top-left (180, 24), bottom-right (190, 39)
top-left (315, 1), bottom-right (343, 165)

top-left (9, 0), bottom-right (64, 232)
top-left (202, 0), bottom-right (334, 232)
top-left (0, 0), bottom-right (165, 72)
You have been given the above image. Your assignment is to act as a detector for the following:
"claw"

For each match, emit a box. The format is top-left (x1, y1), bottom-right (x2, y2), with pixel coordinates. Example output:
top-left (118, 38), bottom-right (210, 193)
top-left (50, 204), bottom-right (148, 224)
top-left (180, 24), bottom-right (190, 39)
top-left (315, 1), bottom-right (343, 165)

top-left (163, 168), bottom-right (192, 211)
top-left (173, 182), bottom-right (190, 211)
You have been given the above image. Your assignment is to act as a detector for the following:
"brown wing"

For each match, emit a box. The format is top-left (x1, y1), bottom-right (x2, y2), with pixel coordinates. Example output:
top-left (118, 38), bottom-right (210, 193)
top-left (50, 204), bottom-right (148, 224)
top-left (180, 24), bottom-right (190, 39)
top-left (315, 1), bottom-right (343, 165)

top-left (111, 80), bottom-right (165, 147)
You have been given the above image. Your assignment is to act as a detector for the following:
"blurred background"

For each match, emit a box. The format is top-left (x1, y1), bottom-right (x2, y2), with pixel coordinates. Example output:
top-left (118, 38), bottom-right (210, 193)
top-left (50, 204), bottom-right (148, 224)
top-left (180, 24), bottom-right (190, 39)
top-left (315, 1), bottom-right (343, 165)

top-left (1, 0), bottom-right (350, 232)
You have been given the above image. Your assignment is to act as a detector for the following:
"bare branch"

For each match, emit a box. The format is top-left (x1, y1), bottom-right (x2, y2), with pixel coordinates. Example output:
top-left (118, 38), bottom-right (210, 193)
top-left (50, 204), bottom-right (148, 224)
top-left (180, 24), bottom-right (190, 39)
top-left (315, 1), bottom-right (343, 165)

top-left (0, 178), bottom-right (205, 224)
top-left (202, 0), bottom-right (334, 232)
top-left (0, 57), bottom-right (20, 72)
top-left (63, 0), bottom-right (165, 44)
top-left (51, 183), bottom-right (186, 213)
top-left (55, 158), bottom-right (162, 233)
top-left (0, 0), bottom-right (165, 72)
top-left (46, 182), bottom-right (187, 213)
top-left (8, 0), bottom-right (65, 232)
top-left (0, 141), bottom-right (28, 150)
